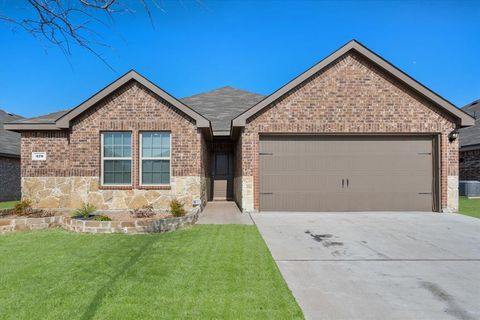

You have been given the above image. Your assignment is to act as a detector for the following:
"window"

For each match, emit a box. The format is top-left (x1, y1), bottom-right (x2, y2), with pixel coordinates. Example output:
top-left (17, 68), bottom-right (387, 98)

top-left (101, 132), bottom-right (132, 185)
top-left (140, 132), bottom-right (171, 185)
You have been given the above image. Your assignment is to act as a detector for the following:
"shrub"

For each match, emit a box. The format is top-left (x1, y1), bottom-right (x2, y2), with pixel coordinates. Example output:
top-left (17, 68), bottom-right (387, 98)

top-left (29, 210), bottom-right (55, 218)
top-left (72, 203), bottom-right (96, 218)
top-left (170, 199), bottom-right (186, 217)
top-left (11, 200), bottom-right (54, 218)
top-left (130, 205), bottom-right (155, 218)
top-left (13, 199), bottom-right (32, 215)
top-left (93, 215), bottom-right (111, 221)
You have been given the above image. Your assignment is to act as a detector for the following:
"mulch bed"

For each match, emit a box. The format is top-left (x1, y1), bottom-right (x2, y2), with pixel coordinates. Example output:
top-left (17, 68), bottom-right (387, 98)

top-left (69, 212), bottom-right (173, 222)
top-left (0, 209), bottom-right (58, 219)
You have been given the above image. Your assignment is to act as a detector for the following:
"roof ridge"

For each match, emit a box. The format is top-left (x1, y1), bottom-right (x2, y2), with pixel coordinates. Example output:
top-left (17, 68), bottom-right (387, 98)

top-left (0, 109), bottom-right (23, 119)
top-left (181, 86), bottom-right (264, 100)
top-left (462, 99), bottom-right (480, 109)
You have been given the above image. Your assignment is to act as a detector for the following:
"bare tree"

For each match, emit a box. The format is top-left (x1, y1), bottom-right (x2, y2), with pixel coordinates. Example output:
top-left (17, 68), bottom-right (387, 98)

top-left (0, 0), bottom-right (160, 71)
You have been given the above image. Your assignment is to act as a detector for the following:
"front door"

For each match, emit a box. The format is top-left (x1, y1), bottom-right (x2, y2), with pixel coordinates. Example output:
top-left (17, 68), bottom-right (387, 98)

top-left (212, 152), bottom-right (233, 200)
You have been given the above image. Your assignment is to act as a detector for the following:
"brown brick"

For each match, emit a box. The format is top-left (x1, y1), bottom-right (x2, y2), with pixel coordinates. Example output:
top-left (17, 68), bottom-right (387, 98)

top-left (238, 53), bottom-right (458, 211)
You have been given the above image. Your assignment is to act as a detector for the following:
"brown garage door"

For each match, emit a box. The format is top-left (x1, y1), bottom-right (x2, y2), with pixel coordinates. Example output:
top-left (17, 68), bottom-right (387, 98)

top-left (259, 135), bottom-right (436, 212)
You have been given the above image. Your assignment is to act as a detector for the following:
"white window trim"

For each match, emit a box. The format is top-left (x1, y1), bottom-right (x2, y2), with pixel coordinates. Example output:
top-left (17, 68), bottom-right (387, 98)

top-left (139, 131), bottom-right (172, 186)
top-left (101, 132), bottom-right (133, 186)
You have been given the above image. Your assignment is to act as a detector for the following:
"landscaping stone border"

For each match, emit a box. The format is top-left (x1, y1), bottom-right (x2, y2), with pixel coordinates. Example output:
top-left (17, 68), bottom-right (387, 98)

top-left (0, 206), bottom-right (200, 234)
top-left (0, 215), bottom-right (62, 233)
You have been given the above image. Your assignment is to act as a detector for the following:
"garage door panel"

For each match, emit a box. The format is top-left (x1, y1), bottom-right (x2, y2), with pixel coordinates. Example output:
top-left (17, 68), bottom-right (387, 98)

top-left (259, 135), bottom-right (434, 212)
top-left (348, 154), bottom-right (431, 172)
top-left (261, 155), bottom-right (351, 172)
top-left (348, 192), bottom-right (432, 211)
top-left (347, 173), bottom-right (432, 192)
top-left (261, 192), bottom-right (349, 212)
top-left (261, 173), bottom-right (341, 192)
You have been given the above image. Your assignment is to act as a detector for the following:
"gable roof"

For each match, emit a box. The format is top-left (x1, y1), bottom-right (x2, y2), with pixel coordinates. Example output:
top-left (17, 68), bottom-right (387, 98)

top-left (0, 109), bottom-right (23, 157)
top-left (459, 99), bottom-right (480, 149)
top-left (5, 70), bottom-right (211, 132)
top-left (181, 86), bottom-right (264, 134)
top-left (231, 40), bottom-right (474, 128)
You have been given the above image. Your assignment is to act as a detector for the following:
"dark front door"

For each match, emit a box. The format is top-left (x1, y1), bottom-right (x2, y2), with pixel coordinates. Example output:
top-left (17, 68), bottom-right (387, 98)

top-left (212, 152), bottom-right (233, 200)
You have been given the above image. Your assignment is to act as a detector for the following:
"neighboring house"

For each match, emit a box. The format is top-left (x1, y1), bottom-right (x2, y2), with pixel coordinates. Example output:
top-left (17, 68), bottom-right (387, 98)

top-left (0, 110), bottom-right (24, 201)
top-left (5, 40), bottom-right (474, 213)
top-left (459, 99), bottom-right (480, 180)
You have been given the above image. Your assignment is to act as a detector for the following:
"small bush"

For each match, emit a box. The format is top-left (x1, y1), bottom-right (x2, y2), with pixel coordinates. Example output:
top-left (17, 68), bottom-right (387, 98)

top-left (130, 205), bottom-right (155, 218)
top-left (13, 199), bottom-right (32, 215)
top-left (93, 215), bottom-right (111, 221)
top-left (11, 200), bottom-right (54, 217)
top-left (72, 203), bottom-right (96, 218)
top-left (170, 199), bottom-right (186, 217)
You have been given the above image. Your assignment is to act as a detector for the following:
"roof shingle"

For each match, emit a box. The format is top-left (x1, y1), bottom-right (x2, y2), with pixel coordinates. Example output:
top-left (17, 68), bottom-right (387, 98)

top-left (9, 86), bottom-right (263, 134)
top-left (0, 109), bottom-right (23, 156)
top-left (9, 110), bottom-right (69, 124)
top-left (180, 86), bottom-right (264, 133)
top-left (460, 99), bottom-right (480, 148)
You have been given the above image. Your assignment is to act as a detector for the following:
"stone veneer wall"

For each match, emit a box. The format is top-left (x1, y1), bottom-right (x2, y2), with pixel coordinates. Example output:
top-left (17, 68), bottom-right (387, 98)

top-left (240, 53), bottom-right (459, 213)
top-left (0, 206), bottom-right (200, 234)
top-left (233, 176), bottom-right (242, 210)
top-left (233, 176), bottom-right (254, 212)
top-left (22, 176), bottom-right (200, 210)
top-left (233, 135), bottom-right (244, 210)
top-left (460, 149), bottom-right (480, 181)
top-left (20, 81), bottom-right (207, 211)
top-left (0, 215), bottom-right (61, 234)
top-left (200, 133), bottom-right (211, 204)
top-left (0, 156), bottom-right (21, 201)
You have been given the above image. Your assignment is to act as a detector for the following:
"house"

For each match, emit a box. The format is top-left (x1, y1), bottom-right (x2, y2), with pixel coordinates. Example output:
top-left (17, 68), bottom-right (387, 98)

top-left (0, 109), bottom-right (24, 201)
top-left (5, 40), bottom-right (474, 213)
top-left (459, 99), bottom-right (480, 180)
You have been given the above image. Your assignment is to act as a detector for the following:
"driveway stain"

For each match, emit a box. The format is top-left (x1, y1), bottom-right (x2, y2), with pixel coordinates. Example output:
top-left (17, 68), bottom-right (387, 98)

top-left (305, 230), bottom-right (343, 247)
top-left (420, 281), bottom-right (475, 320)
top-left (322, 241), bottom-right (344, 247)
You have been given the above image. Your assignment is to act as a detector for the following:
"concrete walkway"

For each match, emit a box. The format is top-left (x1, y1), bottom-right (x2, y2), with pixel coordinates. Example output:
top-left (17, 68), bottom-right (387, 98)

top-left (253, 212), bottom-right (480, 320)
top-left (197, 201), bottom-right (253, 225)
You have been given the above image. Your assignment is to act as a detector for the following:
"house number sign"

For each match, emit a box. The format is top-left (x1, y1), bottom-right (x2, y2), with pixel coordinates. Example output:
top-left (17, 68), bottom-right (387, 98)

top-left (32, 152), bottom-right (47, 161)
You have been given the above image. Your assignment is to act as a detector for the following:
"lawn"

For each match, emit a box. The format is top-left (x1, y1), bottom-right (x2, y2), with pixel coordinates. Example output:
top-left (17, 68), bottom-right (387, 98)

top-left (0, 201), bottom-right (18, 209)
top-left (459, 196), bottom-right (480, 219)
top-left (0, 225), bottom-right (303, 320)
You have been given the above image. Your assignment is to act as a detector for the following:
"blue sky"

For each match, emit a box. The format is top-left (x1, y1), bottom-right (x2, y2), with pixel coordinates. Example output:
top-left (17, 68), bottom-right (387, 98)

top-left (0, 0), bottom-right (479, 118)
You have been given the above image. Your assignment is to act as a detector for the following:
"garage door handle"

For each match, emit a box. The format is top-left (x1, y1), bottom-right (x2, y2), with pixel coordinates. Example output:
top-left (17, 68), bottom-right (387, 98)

top-left (347, 178), bottom-right (349, 187)
top-left (260, 192), bottom-right (273, 195)
top-left (342, 179), bottom-right (344, 188)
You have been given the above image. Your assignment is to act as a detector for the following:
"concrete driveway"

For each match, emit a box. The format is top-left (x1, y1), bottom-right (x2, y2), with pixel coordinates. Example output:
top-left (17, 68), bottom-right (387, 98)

top-left (252, 212), bottom-right (480, 320)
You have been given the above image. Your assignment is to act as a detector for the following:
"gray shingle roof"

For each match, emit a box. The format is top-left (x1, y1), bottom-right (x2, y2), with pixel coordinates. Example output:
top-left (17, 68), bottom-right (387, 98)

top-left (181, 86), bottom-right (264, 133)
top-left (459, 99), bottom-right (480, 148)
top-left (10, 87), bottom-right (263, 134)
top-left (0, 110), bottom-right (23, 156)
top-left (9, 110), bottom-right (69, 124)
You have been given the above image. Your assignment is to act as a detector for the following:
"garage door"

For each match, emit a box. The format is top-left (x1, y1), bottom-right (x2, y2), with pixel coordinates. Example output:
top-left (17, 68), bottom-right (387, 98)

top-left (259, 135), bottom-right (436, 212)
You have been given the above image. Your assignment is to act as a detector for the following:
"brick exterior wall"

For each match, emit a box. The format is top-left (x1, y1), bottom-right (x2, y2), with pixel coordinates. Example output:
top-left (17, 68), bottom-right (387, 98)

top-left (460, 149), bottom-right (480, 181)
top-left (21, 81), bottom-right (208, 210)
top-left (0, 156), bottom-right (21, 201)
top-left (21, 131), bottom-right (69, 177)
top-left (238, 53), bottom-right (459, 212)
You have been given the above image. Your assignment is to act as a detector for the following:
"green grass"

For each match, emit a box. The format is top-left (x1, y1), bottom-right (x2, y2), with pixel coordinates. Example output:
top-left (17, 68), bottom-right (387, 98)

top-left (0, 226), bottom-right (303, 320)
top-left (459, 196), bottom-right (480, 219)
top-left (0, 201), bottom-right (18, 209)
